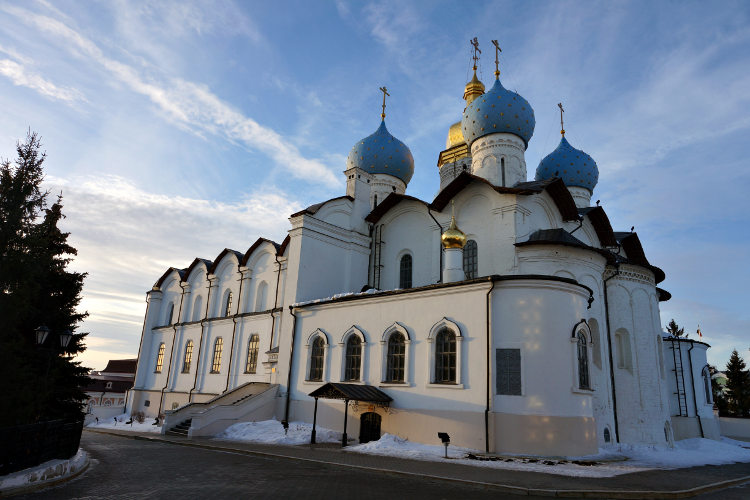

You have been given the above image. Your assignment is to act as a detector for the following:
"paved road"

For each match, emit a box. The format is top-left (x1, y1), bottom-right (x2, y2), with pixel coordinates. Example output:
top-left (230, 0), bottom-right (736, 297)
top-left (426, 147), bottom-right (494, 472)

top-left (18, 432), bottom-right (547, 499)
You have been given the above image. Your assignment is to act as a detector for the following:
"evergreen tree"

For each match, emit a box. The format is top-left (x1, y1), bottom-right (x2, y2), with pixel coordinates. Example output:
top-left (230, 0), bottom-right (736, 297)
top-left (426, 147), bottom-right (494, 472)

top-left (725, 349), bottom-right (750, 417)
top-left (666, 319), bottom-right (685, 338)
top-left (708, 364), bottom-right (728, 416)
top-left (0, 131), bottom-right (89, 426)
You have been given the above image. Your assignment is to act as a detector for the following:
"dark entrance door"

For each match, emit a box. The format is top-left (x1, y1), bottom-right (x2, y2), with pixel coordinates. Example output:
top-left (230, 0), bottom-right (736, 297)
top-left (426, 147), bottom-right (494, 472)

top-left (359, 412), bottom-right (381, 444)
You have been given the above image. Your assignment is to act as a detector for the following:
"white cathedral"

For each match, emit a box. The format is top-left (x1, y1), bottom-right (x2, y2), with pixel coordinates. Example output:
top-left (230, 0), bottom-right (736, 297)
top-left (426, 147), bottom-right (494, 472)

top-left (127, 43), bottom-right (719, 456)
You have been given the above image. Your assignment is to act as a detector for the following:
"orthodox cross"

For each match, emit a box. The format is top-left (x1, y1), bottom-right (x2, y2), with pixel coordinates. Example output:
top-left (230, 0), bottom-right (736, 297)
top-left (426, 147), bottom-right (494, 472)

top-left (491, 40), bottom-right (501, 79)
top-left (379, 86), bottom-right (390, 119)
top-left (470, 37), bottom-right (481, 70)
top-left (558, 102), bottom-right (565, 136)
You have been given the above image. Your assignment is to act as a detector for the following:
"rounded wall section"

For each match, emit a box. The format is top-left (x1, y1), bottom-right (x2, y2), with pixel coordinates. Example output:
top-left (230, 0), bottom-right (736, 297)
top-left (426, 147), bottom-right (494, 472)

top-left (470, 133), bottom-right (526, 187)
top-left (491, 279), bottom-right (597, 456)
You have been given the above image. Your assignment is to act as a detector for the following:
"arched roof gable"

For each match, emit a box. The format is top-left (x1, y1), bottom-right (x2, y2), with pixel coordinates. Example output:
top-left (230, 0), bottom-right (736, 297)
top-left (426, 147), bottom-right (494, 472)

top-left (578, 206), bottom-right (617, 247)
top-left (613, 232), bottom-right (666, 284)
top-left (153, 267), bottom-right (186, 289)
top-left (241, 237), bottom-right (281, 267)
top-left (184, 258), bottom-right (212, 282)
top-left (208, 248), bottom-right (243, 275)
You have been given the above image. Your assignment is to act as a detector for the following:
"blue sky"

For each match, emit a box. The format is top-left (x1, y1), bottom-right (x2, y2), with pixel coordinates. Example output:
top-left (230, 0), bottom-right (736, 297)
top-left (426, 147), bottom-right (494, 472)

top-left (1, 0), bottom-right (748, 371)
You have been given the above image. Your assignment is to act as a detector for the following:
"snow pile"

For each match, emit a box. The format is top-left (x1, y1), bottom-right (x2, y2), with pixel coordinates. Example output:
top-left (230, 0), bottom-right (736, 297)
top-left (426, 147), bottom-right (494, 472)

top-left (86, 414), bottom-right (162, 433)
top-left (291, 287), bottom-right (385, 308)
top-left (216, 419), bottom-right (341, 445)
top-left (0, 450), bottom-right (88, 492)
top-left (619, 437), bottom-right (750, 469)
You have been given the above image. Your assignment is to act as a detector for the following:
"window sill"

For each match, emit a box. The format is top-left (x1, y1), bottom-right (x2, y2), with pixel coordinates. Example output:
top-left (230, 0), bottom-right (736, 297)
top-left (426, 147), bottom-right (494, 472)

top-left (154, 371), bottom-right (162, 374)
top-left (302, 380), bottom-right (325, 386)
top-left (426, 383), bottom-right (464, 389)
top-left (341, 380), bottom-right (365, 384)
top-left (379, 382), bottom-right (410, 388)
top-left (244, 371), bottom-right (257, 375)
top-left (209, 371), bottom-right (220, 374)
top-left (572, 386), bottom-right (594, 395)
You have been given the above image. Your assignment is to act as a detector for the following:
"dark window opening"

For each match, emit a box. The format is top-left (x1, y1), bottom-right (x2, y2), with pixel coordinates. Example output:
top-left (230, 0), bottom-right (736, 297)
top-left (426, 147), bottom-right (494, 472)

top-left (386, 333), bottom-right (406, 383)
top-left (399, 254), bottom-right (412, 289)
top-left (434, 328), bottom-right (456, 383)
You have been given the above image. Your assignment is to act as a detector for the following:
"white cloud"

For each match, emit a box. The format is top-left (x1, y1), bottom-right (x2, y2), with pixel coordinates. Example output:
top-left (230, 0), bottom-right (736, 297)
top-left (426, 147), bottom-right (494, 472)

top-left (2, 4), bottom-right (341, 188)
top-left (0, 58), bottom-right (84, 103)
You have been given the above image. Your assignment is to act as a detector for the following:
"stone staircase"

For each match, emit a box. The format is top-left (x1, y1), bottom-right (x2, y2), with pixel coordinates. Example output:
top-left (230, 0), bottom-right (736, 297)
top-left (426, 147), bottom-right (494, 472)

top-left (165, 418), bottom-right (192, 437)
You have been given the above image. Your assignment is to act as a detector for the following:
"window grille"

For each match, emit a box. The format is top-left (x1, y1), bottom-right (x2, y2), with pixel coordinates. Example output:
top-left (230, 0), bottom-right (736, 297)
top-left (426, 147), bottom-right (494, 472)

top-left (344, 336), bottom-right (362, 381)
top-left (496, 348), bottom-right (521, 395)
top-left (211, 337), bottom-right (223, 373)
top-left (577, 331), bottom-right (590, 389)
top-left (463, 239), bottom-right (478, 279)
top-left (245, 334), bottom-right (260, 374)
top-left (434, 328), bottom-right (456, 383)
top-left (399, 254), bottom-right (412, 289)
top-left (155, 343), bottom-right (165, 373)
top-left (386, 333), bottom-right (405, 382)
top-left (182, 340), bottom-right (193, 373)
top-left (309, 336), bottom-right (325, 381)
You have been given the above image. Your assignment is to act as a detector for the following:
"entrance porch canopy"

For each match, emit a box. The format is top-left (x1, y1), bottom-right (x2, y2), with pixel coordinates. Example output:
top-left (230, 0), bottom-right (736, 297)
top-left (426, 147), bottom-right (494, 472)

top-left (308, 383), bottom-right (392, 446)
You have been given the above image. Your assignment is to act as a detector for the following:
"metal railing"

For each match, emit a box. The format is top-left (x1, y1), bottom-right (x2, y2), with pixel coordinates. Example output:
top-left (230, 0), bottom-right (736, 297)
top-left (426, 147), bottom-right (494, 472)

top-left (0, 419), bottom-right (83, 475)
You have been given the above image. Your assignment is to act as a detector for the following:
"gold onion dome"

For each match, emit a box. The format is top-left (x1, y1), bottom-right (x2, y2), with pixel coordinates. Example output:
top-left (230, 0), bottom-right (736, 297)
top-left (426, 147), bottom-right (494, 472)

top-left (441, 215), bottom-right (467, 249)
top-left (446, 121), bottom-right (465, 149)
top-left (463, 70), bottom-right (485, 105)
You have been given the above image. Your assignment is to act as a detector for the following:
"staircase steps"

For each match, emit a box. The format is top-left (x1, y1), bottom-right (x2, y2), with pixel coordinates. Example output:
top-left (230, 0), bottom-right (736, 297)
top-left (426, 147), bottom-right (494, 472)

top-left (165, 418), bottom-right (192, 437)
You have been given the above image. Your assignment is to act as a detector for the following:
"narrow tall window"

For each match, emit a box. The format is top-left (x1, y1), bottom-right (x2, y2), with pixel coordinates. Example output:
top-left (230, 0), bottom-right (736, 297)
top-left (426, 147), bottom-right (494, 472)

top-left (211, 337), bottom-right (223, 373)
top-left (703, 367), bottom-right (713, 404)
top-left (496, 348), bottom-right (521, 395)
top-left (224, 291), bottom-right (233, 317)
top-left (155, 343), bottom-right (165, 373)
top-left (577, 331), bottom-right (590, 389)
top-left (434, 328), bottom-right (456, 383)
top-left (463, 239), bottom-right (478, 279)
top-left (500, 157), bottom-right (506, 186)
top-left (344, 336), bottom-right (362, 381)
top-left (182, 340), bottom-right (193, 373)
top-left (255, 281), bottom-right (268, 312)
top-left (309, 336), bottom-right (325, 381)
top-left (245, 334), bottom-right (260, 374)
top-left (165, 303), bottom-right (174, 326)
top-left (399, 254), bottom-right (412, 289)
top-left (386, 333), bottom-right (405, 383)
top-left (192, 295), bottom-right (203, 322)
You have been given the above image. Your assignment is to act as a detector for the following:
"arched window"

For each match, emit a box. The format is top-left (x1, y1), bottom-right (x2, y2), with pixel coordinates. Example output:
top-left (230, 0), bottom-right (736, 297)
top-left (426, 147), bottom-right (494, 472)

top-left (165, 303), bottom-right (174, 326)
top-left (245, 334), bottom-right (260, 374)
top-left (603, 427), bottom-right (611, 443)
top-left (703, 366), bottom-right (713, 404)
top-left (155, 343), bottom-right (165, 373)
top-left (399, 254), bottom-right (412, 289)
top-left (386, 332), bottom-right (405, 383)
top-left (223, 291), bottom-right (233, 317)
top-left (615, 329), bottom-right (632, 370)
top-left (182, 340), bottom-right (193, 373)
top-left (344, 335), bottom-right (362, 381)
top-left (373, 194), bottom-right (378, 208)
top-left (255, 281), bottom-right (268, 312)
top-left (463, 240), bottom-right (478, 279)
top-left (577, 331), bottom-right (590, 389)
top-left (211, 337), bottom-right (223, 373)
top-left (434, 328), bottom-right (456, 383)
top-left (192, 295), bottom-right (203, 322)
top-left (309, 336), bottom-right (325, 381)
top-left (500, 157), bottom-right (506, 186)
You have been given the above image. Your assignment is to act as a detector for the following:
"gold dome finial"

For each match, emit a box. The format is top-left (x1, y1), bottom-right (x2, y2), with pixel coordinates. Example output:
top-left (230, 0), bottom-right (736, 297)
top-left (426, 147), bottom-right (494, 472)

top-left (441, 200), bottom-right (467, 249)
top-left (464, 38), bottom-right (485, 105)
top-left (379, 86), bottom-right (390, 120)
top-left (491, 40), bottom-right (501, 80)
top-left (558, 102), bottom-right (565, 136)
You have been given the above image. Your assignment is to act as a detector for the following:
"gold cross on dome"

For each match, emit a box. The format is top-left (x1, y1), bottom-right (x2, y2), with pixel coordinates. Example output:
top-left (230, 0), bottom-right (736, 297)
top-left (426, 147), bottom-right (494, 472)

top-left (379, 86), bottom-right (390, 119)
top-left (491, 40), bottom-right (501, 78)
top-left (558, 102), bottom-right (565, 136)
top-left (470, 37), bottom-right (481, 70)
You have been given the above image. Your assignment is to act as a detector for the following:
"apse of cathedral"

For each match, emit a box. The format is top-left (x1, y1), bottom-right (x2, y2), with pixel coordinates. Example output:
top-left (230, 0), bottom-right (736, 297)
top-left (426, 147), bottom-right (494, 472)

top-left (128, 39), bottom-right (718, 456)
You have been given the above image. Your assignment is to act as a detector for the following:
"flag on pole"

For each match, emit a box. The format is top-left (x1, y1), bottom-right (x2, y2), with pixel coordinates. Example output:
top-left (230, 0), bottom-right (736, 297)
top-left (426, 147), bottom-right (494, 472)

top-left (697, 324), bottom-right (703, 338)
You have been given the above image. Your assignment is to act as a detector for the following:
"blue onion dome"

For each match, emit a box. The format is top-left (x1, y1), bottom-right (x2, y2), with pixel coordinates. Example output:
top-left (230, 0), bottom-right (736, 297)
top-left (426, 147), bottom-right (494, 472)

top-left (347, 120), bottom-right (415, 184)
top-left (461, 78), bottom-right (535, 148)
top-left (535, 136), bottom-right (599, 191)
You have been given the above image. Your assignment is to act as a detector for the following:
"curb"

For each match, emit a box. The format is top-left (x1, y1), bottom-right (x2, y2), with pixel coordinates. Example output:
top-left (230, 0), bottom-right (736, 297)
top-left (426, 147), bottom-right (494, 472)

top-left (0, 453), bottom-right (90, 498)
top-left (85, 429), bottom-right (750, 498)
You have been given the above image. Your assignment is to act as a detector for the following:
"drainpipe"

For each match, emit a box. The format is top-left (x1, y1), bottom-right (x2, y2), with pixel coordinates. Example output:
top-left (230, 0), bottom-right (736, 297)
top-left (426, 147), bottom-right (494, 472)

top-left (687, 342), bottom-right (704, 438)
top-left (427, 207), bottom-right (444, 283)
top-left (269, 253), bottom-right (283, 350)
top-left (189, 281), bottom-right (213, 402)
top-left (603, 264), bottom-right (620, 443)
top-left (159, 287), bottom-right (185, 415)
top-left (485, 277), bottom-right (496, 454)
top-left (569, 217), bottom-right (584, 235)
top-left (225, 267), bottom-right (246, 392)
top-left (283, 306), bottom-right (299, 429)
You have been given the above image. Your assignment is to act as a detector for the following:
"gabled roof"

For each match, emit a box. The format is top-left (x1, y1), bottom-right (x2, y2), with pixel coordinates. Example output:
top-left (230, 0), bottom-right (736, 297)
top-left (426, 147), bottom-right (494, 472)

top-left (613, 232), bottom-right (665, 284)
top-left (430, 173), bottom-right (579, 221)
top-left (515, 228), bottom-right (616, 262)
top-left (183, 258), bottom-right (213, 281)
top-left (101, 359), bottom-right (137, 374)
top-left (241, 237), bottom-right (281, 267)
top-left (309, 383), bottom-right (392, 403)
top-left (578, 206), bottom-right (617, 247)
top-left (208, 248), bottom-right (244, 275)
top-left (278, 235), bottom-right (291, 257)
top-left (365, 193), bottom-right (429, 224)
top-left (153, 267), bottom-right (187, 289)
top-left (86, 378), bottom-right (133, 393)
top-left (290, 195), bottom-right (354, 218)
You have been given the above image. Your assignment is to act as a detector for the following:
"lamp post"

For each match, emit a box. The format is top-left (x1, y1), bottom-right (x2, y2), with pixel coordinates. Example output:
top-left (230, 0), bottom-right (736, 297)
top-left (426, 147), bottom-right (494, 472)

top-left (33, 326), bottom-right (76, 419)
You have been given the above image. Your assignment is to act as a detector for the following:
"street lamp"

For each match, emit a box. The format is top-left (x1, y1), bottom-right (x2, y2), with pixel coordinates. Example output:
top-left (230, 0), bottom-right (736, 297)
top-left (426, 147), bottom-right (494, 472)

top-left (59, 330), bottom-right (73, 349)
top-left (34, 326), bottom-right (74, 352)
top-left (35, 325), bottom-right (50, 345)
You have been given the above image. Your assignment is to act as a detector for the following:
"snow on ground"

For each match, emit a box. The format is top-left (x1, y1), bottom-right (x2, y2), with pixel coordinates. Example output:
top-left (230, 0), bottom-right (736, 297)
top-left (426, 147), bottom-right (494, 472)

top-left (215, 419), bottom-right (341, 445)
top-left (0, 450), bottom-right (88, 491)
top-left (86, 413), bottom-right (162, 434)
top-left (213, 419), bottom-right (750, 478)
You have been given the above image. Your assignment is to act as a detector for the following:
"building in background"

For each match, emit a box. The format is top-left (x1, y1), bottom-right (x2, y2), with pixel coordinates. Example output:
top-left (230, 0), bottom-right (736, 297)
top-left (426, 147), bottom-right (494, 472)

top-left (85, 358), bottom-right (136, 422)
